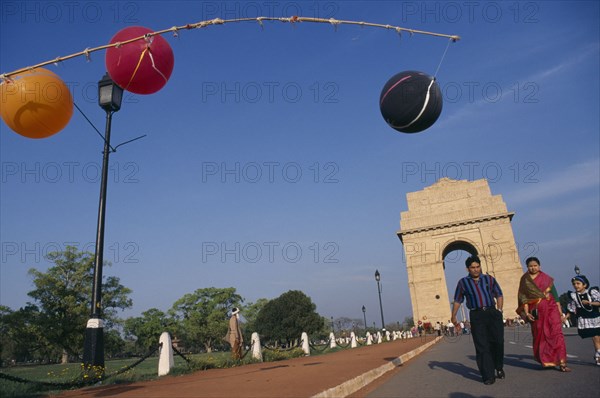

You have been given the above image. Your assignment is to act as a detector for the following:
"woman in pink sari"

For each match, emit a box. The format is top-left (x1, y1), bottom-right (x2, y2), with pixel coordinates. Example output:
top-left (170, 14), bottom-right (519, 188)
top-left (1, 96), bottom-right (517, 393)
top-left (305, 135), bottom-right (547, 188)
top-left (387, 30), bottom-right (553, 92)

top-left (516, 257), bottom-right (571, 372)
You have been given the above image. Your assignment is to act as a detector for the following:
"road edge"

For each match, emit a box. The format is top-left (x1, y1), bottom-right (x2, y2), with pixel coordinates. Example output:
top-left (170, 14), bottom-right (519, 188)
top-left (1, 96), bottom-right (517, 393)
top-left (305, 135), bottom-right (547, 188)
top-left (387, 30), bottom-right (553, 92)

top-left (311, 336), bottom-right (443, 398)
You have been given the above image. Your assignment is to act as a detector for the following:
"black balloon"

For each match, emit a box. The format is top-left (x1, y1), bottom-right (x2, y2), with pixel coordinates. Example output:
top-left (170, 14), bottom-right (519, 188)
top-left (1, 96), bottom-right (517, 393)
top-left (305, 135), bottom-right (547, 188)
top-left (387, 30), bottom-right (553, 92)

top-left (379, 71), bottom-right (443, 133)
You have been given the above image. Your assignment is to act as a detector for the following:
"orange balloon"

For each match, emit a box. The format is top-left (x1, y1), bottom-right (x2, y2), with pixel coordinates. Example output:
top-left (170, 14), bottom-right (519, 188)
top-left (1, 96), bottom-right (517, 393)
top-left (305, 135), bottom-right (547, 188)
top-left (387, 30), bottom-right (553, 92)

top-left (0, 68), bottom-right (73, 139)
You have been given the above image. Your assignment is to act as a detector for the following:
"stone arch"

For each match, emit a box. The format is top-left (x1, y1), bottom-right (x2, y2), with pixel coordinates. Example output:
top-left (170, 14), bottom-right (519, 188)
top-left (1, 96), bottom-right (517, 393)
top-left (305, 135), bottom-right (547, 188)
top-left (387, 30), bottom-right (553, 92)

top-left (397, 178), bottom-right (524, 325)
top-left (441, 239), bottom-right (479, 272)
top-left (442, 240), bottom-right (477, 261)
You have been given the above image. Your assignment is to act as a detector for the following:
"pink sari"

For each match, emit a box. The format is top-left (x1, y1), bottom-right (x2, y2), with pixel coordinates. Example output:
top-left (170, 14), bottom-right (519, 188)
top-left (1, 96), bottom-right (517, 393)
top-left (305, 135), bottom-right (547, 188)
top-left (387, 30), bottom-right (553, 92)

top-left (517, 271), bottom-right (567, 367)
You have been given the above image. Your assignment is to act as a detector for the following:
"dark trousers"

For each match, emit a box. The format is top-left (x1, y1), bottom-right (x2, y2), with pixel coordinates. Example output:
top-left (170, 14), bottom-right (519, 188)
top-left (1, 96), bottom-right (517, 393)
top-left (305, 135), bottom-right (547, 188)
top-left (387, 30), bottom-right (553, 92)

top-left (469, 308), bottom-right (504, 381)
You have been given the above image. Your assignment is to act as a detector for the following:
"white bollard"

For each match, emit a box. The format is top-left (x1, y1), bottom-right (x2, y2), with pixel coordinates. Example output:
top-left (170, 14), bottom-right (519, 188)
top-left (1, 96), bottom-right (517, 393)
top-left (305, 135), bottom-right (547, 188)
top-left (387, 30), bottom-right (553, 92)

top-left (350, 332), bottom-right (357, 348)
top-left (158, 332), bottom-right (174, 376)
top-left (251, 332), bottom-right (263, 361)
top-left (386, 330), bottom-right (391, 341)
top-left (392, 331), bottom-right (398, 340)
top-left (366, 332), bottom-right (373, 345)
top-left (329, 332), bottom-right (337, 349)
top-left (301, 332), bottom-right (310, 356)
top-left (377, 331), bottom-right (382, 344)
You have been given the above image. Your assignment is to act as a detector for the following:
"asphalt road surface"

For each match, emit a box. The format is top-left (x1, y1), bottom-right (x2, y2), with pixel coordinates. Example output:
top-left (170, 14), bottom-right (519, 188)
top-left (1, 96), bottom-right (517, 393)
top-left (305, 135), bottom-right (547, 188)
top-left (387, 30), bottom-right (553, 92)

top-left (366, 326), bottom-right (599, 398)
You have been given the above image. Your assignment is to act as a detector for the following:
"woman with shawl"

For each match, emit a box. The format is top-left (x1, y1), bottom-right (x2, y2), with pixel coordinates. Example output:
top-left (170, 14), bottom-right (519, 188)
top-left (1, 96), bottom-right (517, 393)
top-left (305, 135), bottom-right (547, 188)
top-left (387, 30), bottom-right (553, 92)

top-left (516, 257), bottom-right (570, 372)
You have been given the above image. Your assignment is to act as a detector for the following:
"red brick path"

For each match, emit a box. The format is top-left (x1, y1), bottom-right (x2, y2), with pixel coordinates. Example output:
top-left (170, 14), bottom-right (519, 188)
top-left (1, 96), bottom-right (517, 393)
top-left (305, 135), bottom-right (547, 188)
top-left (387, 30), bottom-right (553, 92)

top-left (57, 337), bottom-right (436, 397)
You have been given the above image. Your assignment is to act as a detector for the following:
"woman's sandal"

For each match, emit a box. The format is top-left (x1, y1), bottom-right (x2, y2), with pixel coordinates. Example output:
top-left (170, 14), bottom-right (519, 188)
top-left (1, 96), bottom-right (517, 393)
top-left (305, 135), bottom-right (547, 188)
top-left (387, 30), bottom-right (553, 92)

top-left (559, 365), bottom-right (572, 372)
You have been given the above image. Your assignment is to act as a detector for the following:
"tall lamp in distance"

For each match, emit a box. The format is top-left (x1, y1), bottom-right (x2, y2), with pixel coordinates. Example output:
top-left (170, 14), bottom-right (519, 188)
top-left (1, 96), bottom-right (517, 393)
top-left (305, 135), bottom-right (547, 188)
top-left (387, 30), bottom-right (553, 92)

top-left (362, 305), bottom-right (367, 331)
top-left (375, 269), bottom-right (385, 330)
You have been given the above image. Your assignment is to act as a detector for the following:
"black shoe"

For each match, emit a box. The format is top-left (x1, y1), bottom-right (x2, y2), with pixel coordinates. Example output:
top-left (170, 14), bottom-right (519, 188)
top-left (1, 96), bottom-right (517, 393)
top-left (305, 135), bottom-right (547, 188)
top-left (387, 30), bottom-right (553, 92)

top-left (496, 369), bottom-right (505, 379)
top-left (483, 378), bottom-right (496, 385)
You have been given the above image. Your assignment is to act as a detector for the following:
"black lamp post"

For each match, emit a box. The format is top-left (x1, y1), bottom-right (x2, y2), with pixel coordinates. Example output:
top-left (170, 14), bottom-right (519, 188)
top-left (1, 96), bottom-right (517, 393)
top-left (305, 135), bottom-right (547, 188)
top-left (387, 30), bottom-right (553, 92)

top-left (82, 73), bottom-right (123, 375)
top-left (362, 305), bottom-right (367, 330)
top-left (375, 269), bottom-right (385, 330)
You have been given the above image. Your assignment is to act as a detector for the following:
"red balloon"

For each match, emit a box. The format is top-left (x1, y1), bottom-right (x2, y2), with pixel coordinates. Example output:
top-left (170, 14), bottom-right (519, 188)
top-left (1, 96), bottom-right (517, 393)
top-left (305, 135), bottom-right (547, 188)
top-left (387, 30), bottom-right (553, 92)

top-left (105, 26), bottom-right (174, 95)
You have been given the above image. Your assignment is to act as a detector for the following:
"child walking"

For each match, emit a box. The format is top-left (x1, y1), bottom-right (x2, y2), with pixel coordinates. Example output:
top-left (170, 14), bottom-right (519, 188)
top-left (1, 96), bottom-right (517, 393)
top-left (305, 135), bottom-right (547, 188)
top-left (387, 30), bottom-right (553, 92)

top-left (565, 273), bottom-right (600, 366)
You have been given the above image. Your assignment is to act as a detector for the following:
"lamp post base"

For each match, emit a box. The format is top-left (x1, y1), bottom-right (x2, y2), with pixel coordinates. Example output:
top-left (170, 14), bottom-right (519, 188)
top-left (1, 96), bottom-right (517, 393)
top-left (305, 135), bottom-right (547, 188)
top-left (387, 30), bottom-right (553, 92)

top-left (83, 318), bottom-right (105, 377)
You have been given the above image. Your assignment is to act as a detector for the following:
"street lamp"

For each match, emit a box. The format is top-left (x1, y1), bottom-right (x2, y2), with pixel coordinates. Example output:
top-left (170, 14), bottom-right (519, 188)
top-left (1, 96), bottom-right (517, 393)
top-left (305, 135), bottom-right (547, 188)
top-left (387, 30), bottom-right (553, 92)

top-left (362, 305), bottom-right (367, 330)
top-left (375, 269), bottom-right (385, 330)
top-left (82, 73), bottom-right (123, 375)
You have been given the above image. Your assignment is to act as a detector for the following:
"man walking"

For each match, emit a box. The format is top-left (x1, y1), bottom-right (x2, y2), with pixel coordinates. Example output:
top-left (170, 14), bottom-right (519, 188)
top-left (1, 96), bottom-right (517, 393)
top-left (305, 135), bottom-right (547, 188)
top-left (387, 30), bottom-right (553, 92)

top-left (451, 255), bottom-right (505, 385)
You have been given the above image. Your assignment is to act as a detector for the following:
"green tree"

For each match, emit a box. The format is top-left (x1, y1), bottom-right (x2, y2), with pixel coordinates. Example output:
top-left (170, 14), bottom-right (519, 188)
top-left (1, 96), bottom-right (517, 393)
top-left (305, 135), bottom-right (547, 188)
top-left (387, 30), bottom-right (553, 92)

top-left (27, 246), bottom-right (132, 363)
top-left (317, 315), bottom-right (332, 338)
top-left (0, 305), bottom-right (43, 364)
top-left (255, 290), bottom-right (322, 344)
top-left (242, 298), bottom-right (269, 339)
top-left (0, 305), bottom-right (12, 364)
top-left (124, 308), bottom-right (170, 354)
top-left (104, 328), bottom-right (127, 359)
top-left (333, 316), bottom-right (362, 335)
top-left (0, 304), bottom-right (57, 364)
top-left (403, 316), bottom-right (415, 330)
top-left (168, 287), bottom-right (243, 353)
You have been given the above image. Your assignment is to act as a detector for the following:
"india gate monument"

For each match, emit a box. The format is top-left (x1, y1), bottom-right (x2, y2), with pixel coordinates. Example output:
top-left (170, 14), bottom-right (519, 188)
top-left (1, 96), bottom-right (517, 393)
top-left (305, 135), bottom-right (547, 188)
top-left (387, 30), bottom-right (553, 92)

top-left (397, 178), bottom-right (524, 325)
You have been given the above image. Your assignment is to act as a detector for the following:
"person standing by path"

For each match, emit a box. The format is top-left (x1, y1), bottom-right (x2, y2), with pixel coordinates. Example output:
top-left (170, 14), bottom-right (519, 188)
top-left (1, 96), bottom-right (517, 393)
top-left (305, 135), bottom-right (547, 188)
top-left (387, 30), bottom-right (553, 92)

top-left (226, 307), bottom-right (243, 360)
top-left (451, 255), bottom-right (505, 385)
top-left (446, 320), bottom-right (455, 336)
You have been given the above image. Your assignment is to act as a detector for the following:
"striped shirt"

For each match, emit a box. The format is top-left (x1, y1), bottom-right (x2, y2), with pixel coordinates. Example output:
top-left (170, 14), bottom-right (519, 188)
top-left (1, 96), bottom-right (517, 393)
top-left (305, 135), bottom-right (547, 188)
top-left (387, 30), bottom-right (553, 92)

top-left (453, 274), bottom-right (503, 310)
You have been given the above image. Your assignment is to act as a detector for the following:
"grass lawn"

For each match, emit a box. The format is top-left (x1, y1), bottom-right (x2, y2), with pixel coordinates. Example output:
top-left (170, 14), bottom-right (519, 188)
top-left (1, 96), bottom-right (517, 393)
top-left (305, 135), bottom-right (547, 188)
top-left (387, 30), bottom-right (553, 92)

top-left (1, 353), bottom-right (207, 397)
top-left (0, 348), bottom-right (309, 397)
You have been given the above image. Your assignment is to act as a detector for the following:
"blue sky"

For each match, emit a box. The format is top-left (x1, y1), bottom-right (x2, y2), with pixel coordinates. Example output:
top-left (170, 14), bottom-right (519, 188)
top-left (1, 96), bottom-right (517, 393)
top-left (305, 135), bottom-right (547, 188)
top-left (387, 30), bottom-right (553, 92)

top-left (1, 1), bottom-right (599, 327)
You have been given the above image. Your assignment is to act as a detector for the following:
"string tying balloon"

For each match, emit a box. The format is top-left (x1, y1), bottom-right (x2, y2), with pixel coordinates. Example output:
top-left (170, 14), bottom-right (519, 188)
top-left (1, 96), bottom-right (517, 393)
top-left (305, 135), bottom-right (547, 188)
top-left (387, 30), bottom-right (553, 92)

top-left (433, 38), bottom-right (454, 79)
top-left (148, 51), bottom-right (169, 84)
top-left (329, 18), bottom-right (341, 31)
top-left (123, 47), bottom-right (149, 91)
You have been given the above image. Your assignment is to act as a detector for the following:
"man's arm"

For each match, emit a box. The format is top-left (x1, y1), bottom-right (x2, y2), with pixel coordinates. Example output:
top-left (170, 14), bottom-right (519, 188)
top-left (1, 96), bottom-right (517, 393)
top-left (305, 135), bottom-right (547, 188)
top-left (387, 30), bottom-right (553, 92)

top-left (496, 296), bottom-right (503, 312)
top-left (451, 301), bottom-right (461, 326)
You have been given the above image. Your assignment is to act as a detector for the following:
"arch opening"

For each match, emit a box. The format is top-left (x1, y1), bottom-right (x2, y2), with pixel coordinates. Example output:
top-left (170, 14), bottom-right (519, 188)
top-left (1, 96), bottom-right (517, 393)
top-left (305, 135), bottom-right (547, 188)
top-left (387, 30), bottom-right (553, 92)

top-left (441, 242), bottom-right (478, 323)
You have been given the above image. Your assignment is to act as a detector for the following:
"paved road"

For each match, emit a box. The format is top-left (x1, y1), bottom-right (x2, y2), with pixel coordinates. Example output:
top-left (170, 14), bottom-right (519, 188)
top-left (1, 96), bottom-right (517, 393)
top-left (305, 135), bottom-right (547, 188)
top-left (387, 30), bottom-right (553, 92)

top-left (367, 327), bottom-right (599, 398)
